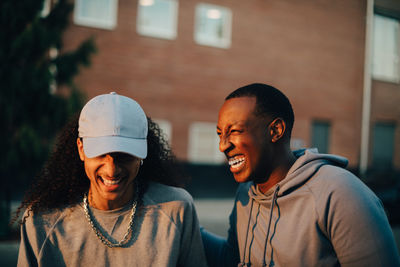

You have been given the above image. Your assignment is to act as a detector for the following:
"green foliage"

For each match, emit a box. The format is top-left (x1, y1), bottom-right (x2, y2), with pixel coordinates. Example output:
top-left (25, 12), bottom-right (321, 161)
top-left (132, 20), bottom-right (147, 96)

top-left (0, 0), bottom-right (96, 194)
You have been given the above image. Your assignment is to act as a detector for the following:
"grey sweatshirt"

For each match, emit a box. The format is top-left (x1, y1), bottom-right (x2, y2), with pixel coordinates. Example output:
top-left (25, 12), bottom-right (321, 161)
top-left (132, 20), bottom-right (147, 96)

top-left (202, 149), bottom-right (400, 267)
top-left (18, 182), bottom-right (208, 267)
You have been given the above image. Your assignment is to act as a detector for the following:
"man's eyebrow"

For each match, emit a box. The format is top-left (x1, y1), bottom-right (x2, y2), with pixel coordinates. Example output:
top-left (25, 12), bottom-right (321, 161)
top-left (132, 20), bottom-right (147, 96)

top-left (230, 121), bottom-right (246, 128)
top-left (217, 125), bottom-right (231, 132)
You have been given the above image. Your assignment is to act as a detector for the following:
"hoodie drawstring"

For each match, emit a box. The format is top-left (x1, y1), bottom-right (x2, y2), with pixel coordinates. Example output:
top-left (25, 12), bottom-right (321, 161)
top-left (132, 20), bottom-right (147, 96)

top-left (239, 198), bottom-right (254, 267)
top-left (262, 185), bottom-right (280, 267)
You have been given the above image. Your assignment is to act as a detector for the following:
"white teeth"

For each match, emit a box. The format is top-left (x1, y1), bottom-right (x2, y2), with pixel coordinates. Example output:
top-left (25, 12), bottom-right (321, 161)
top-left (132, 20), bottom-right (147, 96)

top-left (229, 157), bottom-right (245, 167)
top-left (102, 178), bottom-right (121, 186)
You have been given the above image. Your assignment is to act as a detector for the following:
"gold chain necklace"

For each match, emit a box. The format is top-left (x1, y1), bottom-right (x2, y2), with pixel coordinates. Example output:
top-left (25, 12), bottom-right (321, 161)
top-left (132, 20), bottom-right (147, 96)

top-left (83, 192), bottom-right (137, 248)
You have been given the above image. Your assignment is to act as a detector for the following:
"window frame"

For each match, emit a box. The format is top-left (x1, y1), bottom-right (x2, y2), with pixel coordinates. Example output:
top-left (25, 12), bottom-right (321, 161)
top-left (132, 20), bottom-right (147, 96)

top-left (153, 118), bottom-right (173, 144)
top-left (194, 3), bottom-right (232, 49)
top-left (311, 120), bottom-right (331, 154)
top-left (188, 122), bottom-right (225, 164)
top-left (372, 121), bottom-right (396, 170)
top-left (372, 13), bottom-right (400, 83)
top-left (41, 0), bottom-right (51, 17)
top-left (73, 0), bottom-right (118, 30)
top-left (136, 0), bottom-right (179, 40)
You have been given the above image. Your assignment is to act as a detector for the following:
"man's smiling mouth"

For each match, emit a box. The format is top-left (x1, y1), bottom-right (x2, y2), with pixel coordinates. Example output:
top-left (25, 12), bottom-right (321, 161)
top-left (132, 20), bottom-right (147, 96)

top-left (228, 156), bottom-right (245, 170)
top-left (98, 176), bottom-right (123, 186)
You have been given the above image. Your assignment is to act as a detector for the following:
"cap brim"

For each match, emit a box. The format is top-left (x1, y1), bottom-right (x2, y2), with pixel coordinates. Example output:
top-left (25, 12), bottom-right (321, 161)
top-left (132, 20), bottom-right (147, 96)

top-left (82, 136), bottom-right (147, 159)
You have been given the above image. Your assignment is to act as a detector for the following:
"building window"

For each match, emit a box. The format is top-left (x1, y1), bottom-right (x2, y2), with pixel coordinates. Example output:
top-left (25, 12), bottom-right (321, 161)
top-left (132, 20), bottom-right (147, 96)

top-left (372, 14), bottom-right (400, 83)
top-left (188, 122), bottom-right (225, 164)
top-left (136, 0), bottom-right (178, 40)
top-left (194, 3), bottom-right (232, 49)
top-left (372, 122), bottom-right (395, 170)
top-left (153, 119), bottom-right (172, 144)
top-left (73, 0), bottom-right (118, 30)
top-left (311, 121), bottom-right (330, 154)
top-left (41, 0), bottom-right (51, 17)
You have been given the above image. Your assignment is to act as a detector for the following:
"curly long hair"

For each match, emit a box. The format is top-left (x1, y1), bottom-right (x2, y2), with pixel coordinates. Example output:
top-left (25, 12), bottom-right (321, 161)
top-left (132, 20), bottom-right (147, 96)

top-left (12, 114), bottom-right (188, 223)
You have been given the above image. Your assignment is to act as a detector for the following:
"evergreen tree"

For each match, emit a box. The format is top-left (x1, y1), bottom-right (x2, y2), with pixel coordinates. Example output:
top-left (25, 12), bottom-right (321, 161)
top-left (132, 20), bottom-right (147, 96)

top-left (0, 0), bottom-right (96, 235)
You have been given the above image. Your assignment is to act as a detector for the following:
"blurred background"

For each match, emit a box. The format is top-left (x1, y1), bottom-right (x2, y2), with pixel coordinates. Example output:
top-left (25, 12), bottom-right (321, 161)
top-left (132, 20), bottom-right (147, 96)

top-left (1, 0), bottom-right (400, 265)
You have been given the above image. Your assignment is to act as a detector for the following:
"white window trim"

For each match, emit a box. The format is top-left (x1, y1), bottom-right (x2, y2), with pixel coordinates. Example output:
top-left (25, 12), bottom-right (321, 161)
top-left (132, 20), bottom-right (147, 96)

top-left (136, 0), bottom-right (179, 40)
top-left (372, 14), bottom-right (400, 83)
top-left (153, 119), bottom-right (172, 144)
top-left (41, 0), bottom-right (51, 17)
top-left (73, 0), bottom-right (118, 30)
top-left (194, 3), bottom-right (232, 49)
top-left (188, 122), bottom-right (225, 164)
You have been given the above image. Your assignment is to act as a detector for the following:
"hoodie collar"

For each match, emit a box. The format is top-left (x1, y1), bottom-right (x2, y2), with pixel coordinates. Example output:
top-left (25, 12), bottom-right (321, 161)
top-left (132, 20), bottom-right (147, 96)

top-left (249, 148), bottom-right (348, 202)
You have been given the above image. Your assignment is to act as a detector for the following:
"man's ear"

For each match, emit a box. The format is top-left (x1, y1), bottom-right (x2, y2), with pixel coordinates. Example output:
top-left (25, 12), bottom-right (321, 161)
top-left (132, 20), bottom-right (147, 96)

top-left (269, 118), bottom-right (286, 143)
top-left (76, 138), bottom-right (85, 161)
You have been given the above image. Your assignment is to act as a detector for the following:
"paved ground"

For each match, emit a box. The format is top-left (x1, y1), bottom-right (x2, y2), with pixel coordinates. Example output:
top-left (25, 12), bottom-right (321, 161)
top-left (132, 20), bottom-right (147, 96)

top-left (1, 199), bottom-right (399, 266)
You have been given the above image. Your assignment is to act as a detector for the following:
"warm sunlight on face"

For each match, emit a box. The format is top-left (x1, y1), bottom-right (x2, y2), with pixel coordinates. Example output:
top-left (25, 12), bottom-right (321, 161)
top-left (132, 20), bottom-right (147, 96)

top-left (217, 97), bottom-right (272, 183)
top-left (77, 138), bottom-right (141, 210)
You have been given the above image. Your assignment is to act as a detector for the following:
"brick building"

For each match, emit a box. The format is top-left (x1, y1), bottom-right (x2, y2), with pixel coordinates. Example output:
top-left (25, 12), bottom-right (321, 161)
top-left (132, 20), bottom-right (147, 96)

top-left (59, 0), bottom-right (399, 179)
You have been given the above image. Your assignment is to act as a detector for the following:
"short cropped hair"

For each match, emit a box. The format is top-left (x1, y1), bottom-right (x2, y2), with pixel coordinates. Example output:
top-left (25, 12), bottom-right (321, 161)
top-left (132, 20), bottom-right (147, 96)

top-left (226, 83), bottom-right (295, 139)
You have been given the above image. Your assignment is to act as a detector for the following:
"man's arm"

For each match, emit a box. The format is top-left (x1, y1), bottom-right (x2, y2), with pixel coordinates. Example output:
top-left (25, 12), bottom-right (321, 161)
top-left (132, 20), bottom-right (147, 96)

top-left (322, 171), bottom-right (400, 267)
top-left (200, 202), bottom-right (240, 267)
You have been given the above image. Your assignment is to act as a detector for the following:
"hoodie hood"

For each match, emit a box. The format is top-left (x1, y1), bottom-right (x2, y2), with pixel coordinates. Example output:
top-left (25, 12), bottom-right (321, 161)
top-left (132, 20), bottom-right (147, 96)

top-left (249, 148), bottom-right (348, 202)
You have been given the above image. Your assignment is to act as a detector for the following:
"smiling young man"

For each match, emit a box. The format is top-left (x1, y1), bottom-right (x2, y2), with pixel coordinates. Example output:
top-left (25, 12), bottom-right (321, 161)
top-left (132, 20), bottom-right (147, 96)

top-left (16, 92), bottom-right (208, 266)
top-left (201, 83), bottom-right (400, 267)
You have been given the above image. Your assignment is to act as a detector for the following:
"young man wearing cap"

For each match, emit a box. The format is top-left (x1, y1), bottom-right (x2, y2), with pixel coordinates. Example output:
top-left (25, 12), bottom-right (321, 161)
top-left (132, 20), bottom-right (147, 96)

top-left (15, 92), bottom-right (208, 266)
top-left (201, 83), bottom-right (400, 267)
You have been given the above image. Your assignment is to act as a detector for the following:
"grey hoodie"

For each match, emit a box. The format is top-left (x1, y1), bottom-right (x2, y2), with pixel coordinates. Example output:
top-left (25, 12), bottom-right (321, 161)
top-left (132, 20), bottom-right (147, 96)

top-left (202, 149), bottom-right (400, 267)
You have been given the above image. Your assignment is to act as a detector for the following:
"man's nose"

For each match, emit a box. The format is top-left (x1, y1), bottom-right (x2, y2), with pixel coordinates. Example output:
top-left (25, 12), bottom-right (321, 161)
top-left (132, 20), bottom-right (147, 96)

top-left (103, 154), bottom-right (122, 176)
top-left (219, 135), bottom-right (231, 153)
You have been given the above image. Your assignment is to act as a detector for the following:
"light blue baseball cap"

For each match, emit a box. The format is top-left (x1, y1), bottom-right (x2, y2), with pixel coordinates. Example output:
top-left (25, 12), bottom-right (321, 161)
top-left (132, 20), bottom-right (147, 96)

top-left (78, 92), bottom-right (148, 159)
